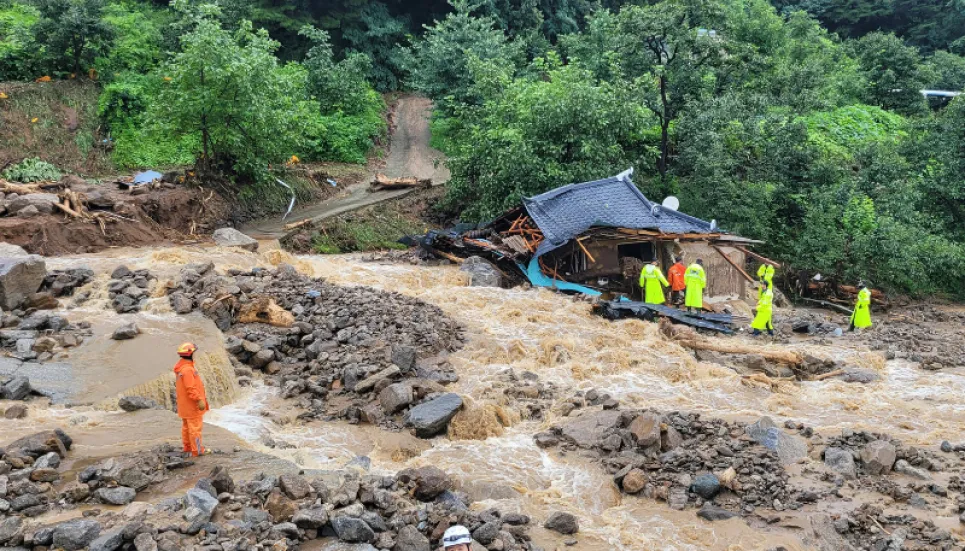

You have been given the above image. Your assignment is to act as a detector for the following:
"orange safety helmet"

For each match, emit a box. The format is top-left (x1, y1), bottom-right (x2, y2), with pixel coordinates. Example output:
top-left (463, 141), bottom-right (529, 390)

top-left (177, 342), bottom-right (198, 357)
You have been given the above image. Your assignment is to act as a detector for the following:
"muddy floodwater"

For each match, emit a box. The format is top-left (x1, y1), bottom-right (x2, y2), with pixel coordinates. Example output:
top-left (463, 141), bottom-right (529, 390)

top-left (3, 244), bottom-right (963, 550)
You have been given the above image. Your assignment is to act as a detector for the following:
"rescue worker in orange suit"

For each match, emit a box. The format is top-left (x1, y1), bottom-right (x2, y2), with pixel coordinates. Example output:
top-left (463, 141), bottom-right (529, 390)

top-left (174, 342), bottom-right (210, 456)
top-left (667, 257), bottom-right (687, 307)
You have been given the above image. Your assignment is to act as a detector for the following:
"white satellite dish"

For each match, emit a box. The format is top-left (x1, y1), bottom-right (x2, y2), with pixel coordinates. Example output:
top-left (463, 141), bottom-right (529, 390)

top-left (662, 196), bottom-right (680, 211)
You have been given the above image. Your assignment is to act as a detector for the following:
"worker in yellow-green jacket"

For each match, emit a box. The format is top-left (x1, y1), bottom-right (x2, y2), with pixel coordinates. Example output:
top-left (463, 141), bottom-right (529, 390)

top-left (849, 280), bottom-right (872, 331)
top-left (684, 259), bottom-right (706, 312)
top-left (640, 260), bottom-right (669, 305)
top-left (751, 280), bottom-right (775, 336)
top-left (757, 263), bottom-right (775, 298)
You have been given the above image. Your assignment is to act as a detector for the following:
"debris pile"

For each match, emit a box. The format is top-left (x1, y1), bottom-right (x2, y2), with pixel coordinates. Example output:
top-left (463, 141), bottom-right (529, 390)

top-left (833, 503), bottom-right (961, 551)
top-left (0, 310), bottom-right (89, 362)
top-left (866, 305), bottom-right (965, 369)
top-left (167, 263), bottom-right (466, 434)
top-left (0, 430), bottom-right (73, 518)
top-left (535, 410), bottom-right (803, 515)
top-left (2, 459), bottom-right (540, 551)
top-left (40, 268), bottom-right (94, 297)
top-left (107, 265), bottom-right (156, 314)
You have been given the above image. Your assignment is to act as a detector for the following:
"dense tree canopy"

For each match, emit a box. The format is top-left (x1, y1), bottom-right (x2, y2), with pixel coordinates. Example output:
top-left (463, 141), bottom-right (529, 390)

top-left (3, 0), bottom-right (965, 296)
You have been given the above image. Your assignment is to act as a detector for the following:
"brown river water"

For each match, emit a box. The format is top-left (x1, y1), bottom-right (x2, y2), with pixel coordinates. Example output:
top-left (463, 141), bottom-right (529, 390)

top-left (3, 245), bottom-right (964, 550)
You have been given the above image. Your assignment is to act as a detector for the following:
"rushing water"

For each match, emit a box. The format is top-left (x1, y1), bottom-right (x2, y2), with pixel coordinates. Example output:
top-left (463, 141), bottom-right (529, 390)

top-left (10, 245), bottom-right (964, 550)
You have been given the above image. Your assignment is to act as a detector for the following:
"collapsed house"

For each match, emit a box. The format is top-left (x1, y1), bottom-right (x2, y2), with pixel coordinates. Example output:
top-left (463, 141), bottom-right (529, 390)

top-left (419, 169), bottom-right (774, 306)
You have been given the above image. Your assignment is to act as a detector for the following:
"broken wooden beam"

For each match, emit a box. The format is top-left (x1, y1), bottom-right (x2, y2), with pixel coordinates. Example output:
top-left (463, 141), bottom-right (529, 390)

top-left (369, 173), bottom-right (431, 191)
top-left (713, 245), bottom-right (755, 283)
top-left (736, 246), bottom-right (782, 268)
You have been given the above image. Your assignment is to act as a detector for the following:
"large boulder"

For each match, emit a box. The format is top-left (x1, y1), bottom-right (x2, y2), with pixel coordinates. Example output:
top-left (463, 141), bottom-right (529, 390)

top-left (94, 486), bottom-right (136, 505)
top-left (559, 410), bottom-right (621, 449)
top-left (89, 528), bottom-right (125, 551)
top-left (404, 393), bottom-right (463, 438)
top-left (860, 440), bottom-right (897, 475)
top-left (7, 193), bottom-right (59, 215)
top-left (394, 525), bottom-right (430, 551)
top-left (0, 516), bottom-right (23, 544)
top-left (400, 466), bottom-right (451, 501)
top-left (4, 429), bottom-right (71, 458)
top-left (52, 519), bottom-right (102, 551)
top-left (460, 256), bottom-right (502, 287)
top-left (111, 323), bottom-right (140, 341)
top-left (824, 447), bottom-right (857, 480)
top-left (213, 228), bottom-right (258, 252)
top-left (0, 244), bottom-right (29, 257)
top-left (184, 487), bottom-right (218, 522)
top-left (0, 256), bottom-right (46, 310)
top-left (331, 516), bottom-right (375, 543)
top-left (279, 474), bottom-right (311, 500)
top-left (628, 412), bottom-right (662, 447)
top-left (1, 376), bottom-right (31, 400)
top-left (745, 416), bottom-right (808, 465)
top-left (379, 383), bottom-right (413, 414)
top-left (544, 512), bottom-right (579, 535)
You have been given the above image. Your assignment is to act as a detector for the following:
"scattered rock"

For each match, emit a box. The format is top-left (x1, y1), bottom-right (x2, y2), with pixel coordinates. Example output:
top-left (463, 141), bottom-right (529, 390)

top-left (544, 512), bottom-right (579, 535)
top-left (697, 504), bottom-right (738, 522)
top-left (213, 228), bottom-right (259, 252)
top-left (745, 416), bottom-right (807, 465)
top-left (404, 393), bottom-right (463, 438)
top-left (331, 516), bottom-right (375, 543)
top-left (94, 486), bottom-right (136, 505)
top-left (0, 255), bottom-right (46, 310)
top-left (118, 396), bottom-right (158, 412)
top-left (111, 323), bottom-right (140, 340)
top-left (860, 440), bottom-right (897, 475)
top-left (824, 447), bottom-right (857, 480)
top-left (691, 473), bottom-right (721, 500)
top-left (4, 403), bottom-right (27, 419)
top-left (52, 519), bottom-right (102, 551)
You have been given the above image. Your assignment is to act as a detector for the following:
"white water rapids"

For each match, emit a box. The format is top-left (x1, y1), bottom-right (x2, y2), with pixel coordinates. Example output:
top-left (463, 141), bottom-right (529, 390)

top-left (4, 245), bottom-right (961, 550)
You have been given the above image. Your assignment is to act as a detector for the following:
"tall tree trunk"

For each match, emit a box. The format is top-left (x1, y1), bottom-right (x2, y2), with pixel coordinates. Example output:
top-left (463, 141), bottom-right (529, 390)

top-left (658, 74), bottom-right (670, 187)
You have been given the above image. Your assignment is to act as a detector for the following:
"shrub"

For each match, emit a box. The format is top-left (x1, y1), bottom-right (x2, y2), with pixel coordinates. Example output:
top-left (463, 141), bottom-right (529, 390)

top-left (2, 157), bottom-right (61, 181)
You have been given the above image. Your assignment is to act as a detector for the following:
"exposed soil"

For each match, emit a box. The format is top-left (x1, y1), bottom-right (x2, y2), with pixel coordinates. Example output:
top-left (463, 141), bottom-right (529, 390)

top-left (0, 183), bottom-right (230, 256)
top-left (0, 81), bottom-right (112, 175)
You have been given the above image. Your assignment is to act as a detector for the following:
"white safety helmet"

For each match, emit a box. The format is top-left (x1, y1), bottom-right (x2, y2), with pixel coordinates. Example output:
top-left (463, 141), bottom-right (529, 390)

top-left (442, 525), bottom-right (472, 548)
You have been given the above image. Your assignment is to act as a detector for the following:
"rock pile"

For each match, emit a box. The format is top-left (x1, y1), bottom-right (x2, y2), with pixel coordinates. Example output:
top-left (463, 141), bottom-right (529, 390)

top-left (821, 430), bottom-right (944, 481)
top-left (108, 266), bottom-right (157, 314)
top-left (833, 503), bottom-right (961, 551)
top-left (4, 462), bottom-right (540, 551)
top-left (0, 430), bottom-right (73, 518)
top-left (0, 310), bottom-right (89, 363)
top-left (167, 263), bottom-right (466, 435)
top-left (536, 410), bottom-right (803, 515)
top-left (40, 268), bottom-right (94, 298)
top-left (865, 305), bottom-right (965, 370)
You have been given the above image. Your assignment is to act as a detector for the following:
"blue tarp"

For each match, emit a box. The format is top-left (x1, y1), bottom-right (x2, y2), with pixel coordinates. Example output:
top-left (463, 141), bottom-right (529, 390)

top-left (520, 258), bottom-right (601, 296)
top-left (132, 170), bottom-right (163, 184)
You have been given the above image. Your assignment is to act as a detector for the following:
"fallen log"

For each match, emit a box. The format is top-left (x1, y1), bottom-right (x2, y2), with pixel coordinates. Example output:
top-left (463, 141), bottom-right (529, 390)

top-left (369, 173), bottom-right (431, 191)
top-left (799, 297), bottom-right (853, 316)
top-left (660, 318), bottom-right (802, 365)
top-left (0, 181), bottom-right (44, 195)
top-left (812, 369), bottom-right (845, 381)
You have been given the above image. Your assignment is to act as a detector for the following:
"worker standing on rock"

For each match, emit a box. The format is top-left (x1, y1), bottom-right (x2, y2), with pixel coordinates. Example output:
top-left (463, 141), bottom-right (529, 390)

top-left (684, 259), bottom-right (706, 312)
top-left (441, 526), bottom-right (473, 550)
top-left (668, 257), bottom-right (687, 306)
top-left (174, 342), bottom-right (209, 456)
top-left (640, 259), bottom-right (669, 305)
top-left (850, 280), bottom-right (873, 331)
top-left (751, 281), bottom-right (775, 336)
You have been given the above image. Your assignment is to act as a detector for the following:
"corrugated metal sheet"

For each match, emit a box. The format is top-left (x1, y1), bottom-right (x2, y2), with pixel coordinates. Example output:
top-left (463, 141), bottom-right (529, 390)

top-left (523, 169), bottom-right (716, 255)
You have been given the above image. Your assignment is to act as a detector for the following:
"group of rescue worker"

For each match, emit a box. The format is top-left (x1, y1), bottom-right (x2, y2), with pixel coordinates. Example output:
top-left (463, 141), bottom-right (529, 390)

top-left (639, 257), bottom-right (873, 335)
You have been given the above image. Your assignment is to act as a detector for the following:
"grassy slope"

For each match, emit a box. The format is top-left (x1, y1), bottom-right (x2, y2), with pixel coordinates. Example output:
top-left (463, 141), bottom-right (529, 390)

top-left (0, 81), bottom-right (113, 175)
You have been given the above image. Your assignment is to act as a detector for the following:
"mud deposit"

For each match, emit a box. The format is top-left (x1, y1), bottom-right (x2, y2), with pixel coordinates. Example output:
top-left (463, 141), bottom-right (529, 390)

top-left (1, 247), bottom-right (964, 551)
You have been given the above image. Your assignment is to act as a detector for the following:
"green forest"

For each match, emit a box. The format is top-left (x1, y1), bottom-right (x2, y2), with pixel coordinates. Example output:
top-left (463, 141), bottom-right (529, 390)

top-left (2, 0), bottom-right (965, 297)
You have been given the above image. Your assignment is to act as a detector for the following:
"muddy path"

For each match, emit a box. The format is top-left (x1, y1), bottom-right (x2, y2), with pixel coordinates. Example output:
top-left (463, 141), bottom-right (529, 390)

top-left (242, 95), bottom-right (450, 239)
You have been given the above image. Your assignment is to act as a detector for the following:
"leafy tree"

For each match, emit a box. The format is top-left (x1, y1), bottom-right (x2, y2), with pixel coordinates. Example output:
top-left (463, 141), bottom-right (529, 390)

top-left (444, 59), bottom-right (655, 220)
top-left (94, 2), bottom-right (168, 77)
top-left (0, 1), bottom-right (41, 79)
top-left (301, 24), bottom-right (377, 115)
top-left (925, 50), bottom-right (965, 91)
top-left (918, 95), bottom-right (965, 238)
top-left (31, 0), bottom-right (113, 75)
top-left (404, 0), bottom-right (520, 112)
top-left (148, 7), bottom-right (311, 181)
top-left (341, 2), bottom-right (410, 91)
top-left (849, 32), bottom-right (930, 115)
top-left (614, 0), bottom-right (725, 185)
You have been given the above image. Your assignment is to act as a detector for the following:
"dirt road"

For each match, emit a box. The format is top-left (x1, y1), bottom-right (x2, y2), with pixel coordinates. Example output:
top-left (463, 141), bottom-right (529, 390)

top-left (242, 95), bottom-right (449, 239)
